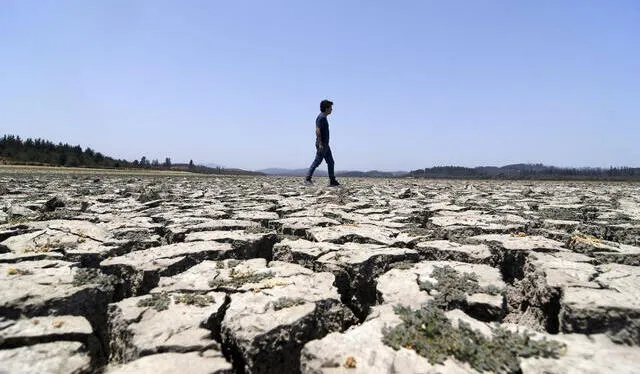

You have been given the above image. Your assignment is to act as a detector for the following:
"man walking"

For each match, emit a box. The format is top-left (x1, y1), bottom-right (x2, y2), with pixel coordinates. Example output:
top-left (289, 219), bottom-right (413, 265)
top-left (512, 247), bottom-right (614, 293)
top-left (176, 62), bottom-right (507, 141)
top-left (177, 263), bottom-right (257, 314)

top-left (305, 99), bottom-right (340, 186)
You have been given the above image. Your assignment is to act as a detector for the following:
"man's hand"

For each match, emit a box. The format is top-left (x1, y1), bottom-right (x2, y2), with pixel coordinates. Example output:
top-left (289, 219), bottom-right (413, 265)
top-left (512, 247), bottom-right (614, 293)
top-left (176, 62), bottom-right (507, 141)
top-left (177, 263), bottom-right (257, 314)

top-left (317, 143), bottom-right (324, 153)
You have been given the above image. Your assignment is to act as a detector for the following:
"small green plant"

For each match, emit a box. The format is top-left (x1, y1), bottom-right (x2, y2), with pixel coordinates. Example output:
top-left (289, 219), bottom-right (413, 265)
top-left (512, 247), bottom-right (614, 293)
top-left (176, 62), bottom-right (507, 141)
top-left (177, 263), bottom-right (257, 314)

top-left (216, 259), bottom-right (242, 269)
top-left (483, 284), bottom-right (502, 296)
top-left (578, 206), bottom-right (598, 222)
top-left (208, 268), bottom-right (274, 289)
top-left (137, 292), bottom-right (170, 311)
top-left (72, 268), bottom-right (118, 292)
top-left (383, 304), bottom-right (566, 373)
top-left (6, 267), bottom-right (33, 276)
top-left (420, 266), bottom-right (476, 309)
top-left (7, 216), bottom-right (30, 225)
top-left (272, 297), bottom-right (306, 310)
top-left (405, 227), bottom-right (434, 237)
top-left (174, 294), bottom-right (214, 307)
top-left (419, 266), bottom-right (503, 309)
top-left (409, 210), bottom-right (432, 228)
top-left (613, 212), bottom-right (632, 222)
top-left (277, 234), bottom-right (302, 242)
top-left (227, 259), bottom-right (241, 268)
top-left (390, 261), bottom-right (414, 270)
top-left (566, 233), bottom-right (604, 252)
top-left (137, 189), bottom-right (161, 203)
top-left (245, 225), bottom-right (272, 234)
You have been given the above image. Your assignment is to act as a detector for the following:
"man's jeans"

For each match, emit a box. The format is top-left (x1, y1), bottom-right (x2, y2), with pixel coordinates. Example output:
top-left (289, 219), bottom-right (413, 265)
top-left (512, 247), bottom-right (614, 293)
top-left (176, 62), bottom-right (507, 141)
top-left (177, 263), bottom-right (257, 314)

top-left (307, 145), bottom-right (335, 180)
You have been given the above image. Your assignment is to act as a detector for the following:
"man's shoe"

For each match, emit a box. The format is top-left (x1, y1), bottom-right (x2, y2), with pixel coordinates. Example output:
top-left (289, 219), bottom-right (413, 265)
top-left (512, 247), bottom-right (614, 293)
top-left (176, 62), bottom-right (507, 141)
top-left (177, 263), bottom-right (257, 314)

top-left (329, 179), bottom-right (340, 187)
top-left (304, 177), bottom-right (313, 185)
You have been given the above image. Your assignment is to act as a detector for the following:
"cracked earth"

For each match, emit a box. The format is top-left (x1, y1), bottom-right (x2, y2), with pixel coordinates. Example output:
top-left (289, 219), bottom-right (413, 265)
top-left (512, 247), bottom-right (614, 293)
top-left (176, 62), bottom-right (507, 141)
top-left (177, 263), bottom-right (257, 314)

top-left (1, 171), bottom-right (639, 373)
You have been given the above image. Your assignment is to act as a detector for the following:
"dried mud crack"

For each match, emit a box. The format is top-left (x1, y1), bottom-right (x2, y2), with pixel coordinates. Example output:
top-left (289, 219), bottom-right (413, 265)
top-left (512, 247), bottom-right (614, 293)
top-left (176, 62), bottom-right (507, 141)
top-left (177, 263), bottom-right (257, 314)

top-left (1, 172), bottom-right (640, 373)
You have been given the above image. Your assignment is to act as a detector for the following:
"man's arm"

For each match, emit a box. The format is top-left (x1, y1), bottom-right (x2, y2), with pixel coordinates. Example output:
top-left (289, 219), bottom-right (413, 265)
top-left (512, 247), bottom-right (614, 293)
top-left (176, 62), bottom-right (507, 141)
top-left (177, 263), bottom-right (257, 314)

top-left (316, 120), bottom-right (327, 151)
top-left (316, 125), bottom-right (324, 151)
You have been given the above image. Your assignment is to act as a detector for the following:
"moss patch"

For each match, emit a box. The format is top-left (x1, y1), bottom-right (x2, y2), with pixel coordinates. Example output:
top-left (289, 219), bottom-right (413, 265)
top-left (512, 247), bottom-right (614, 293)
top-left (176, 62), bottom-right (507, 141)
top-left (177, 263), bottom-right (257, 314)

top-left (138, 190), bottom-right (161, 203)
top-left (72, 268), bottom-right (118, 292)
top-left (137, 293), bottom-right (170, 311)
top-left (383, 304), bottom-right (566, 373)
top-left (272, 297), bottom-right (306, 310)
top-left (208, 268), bottom-right (274, 289)
top-left (174, 294), bottom-right (214, 307)
top-left (244, 225), bottom-right (273, 234)
top-left (390, 261), bottom-right (415, 270)
top-left (6, 267), bottom-right (33, 276)
top-left (215, 259), bottom-right (242, 269)
top-left (24, 244), bottom-right (54, 253)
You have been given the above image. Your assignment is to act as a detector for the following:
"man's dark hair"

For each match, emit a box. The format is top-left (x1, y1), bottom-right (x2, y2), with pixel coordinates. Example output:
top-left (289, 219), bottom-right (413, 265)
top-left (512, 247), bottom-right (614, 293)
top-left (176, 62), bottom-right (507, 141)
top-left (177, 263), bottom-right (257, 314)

top-left (320, 100), bottom-right (333, 113)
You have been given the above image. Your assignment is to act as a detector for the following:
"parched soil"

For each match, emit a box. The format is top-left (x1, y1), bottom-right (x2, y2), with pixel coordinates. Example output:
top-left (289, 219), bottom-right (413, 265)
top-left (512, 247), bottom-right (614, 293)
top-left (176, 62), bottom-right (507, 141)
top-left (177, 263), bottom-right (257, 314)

top-left (1, 171), bottom-right (639, 374)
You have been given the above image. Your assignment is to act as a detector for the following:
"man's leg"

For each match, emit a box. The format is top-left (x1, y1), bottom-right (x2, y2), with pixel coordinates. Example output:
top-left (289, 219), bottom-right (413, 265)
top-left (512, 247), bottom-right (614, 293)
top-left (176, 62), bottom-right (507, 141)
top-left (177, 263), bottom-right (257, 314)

top-left (324, 147), bottom-right (338, 184)
top-left (306, 149), bottom-right (325, 181)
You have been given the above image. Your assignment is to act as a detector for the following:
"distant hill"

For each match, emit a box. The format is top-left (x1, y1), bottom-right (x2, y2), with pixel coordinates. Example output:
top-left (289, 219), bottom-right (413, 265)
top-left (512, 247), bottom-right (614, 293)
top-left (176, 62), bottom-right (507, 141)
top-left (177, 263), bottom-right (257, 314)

top-left (407, 164), bottom-right (640, 181)
top-left (257, 168), bottom-right (407, 178)
top-left (171, 163), bottom-right (264, 176)
top-left (336, 170), bottom-right (407, 178)
top-left (258, 168), bottom-right (328, 177)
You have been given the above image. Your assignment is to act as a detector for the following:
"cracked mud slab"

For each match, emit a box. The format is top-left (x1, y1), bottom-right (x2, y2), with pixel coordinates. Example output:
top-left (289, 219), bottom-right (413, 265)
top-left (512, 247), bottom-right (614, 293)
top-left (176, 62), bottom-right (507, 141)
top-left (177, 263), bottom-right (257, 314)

top-left (108, 291), bottom-right (227, 363)
top-left (0, 341), bottom-right (92, 374)
top-left (377, 260), bottom-right (507, 321)
top-left (100, 241), bottom-right (235, 296)
top-left (274, 238), bottom-right (419, 318)
top-left (105, 350), bottom-right (232, 374)
top-left (154, 258), bottom-right (356, 373)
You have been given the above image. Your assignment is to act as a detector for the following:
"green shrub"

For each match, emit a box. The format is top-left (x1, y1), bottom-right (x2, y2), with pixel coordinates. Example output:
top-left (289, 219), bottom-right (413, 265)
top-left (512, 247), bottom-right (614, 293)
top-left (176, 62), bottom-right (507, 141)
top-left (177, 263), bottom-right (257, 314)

top-left (383, 304), bottom-right (565, 373)
top-left (419, 265), bottom-right (502, 310)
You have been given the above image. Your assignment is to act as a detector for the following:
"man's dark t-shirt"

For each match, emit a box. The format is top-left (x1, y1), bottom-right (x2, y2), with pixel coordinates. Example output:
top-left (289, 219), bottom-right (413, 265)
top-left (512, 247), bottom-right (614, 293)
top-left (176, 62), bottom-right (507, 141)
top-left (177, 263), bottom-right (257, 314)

top-left (316, 113), bottom-right (329, 146)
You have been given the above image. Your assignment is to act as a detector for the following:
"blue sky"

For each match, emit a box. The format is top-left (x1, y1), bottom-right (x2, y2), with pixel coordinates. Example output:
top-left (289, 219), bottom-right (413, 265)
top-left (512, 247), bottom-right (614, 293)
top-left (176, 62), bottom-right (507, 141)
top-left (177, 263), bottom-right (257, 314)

top-left (1, 1), bottom-right (638, 171)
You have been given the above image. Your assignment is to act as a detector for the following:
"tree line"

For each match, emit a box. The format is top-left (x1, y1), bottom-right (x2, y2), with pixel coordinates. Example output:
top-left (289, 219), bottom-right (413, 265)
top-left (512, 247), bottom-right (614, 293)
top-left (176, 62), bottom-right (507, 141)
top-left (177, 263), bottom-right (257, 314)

top-left (0, 135), bottom-right (133, 168)
top-left (0, 135), bottom-right (177, 170)
top-left (3, 135), bottom-right (635, 180)
top-left (0, 135), bottom-right (263, 175)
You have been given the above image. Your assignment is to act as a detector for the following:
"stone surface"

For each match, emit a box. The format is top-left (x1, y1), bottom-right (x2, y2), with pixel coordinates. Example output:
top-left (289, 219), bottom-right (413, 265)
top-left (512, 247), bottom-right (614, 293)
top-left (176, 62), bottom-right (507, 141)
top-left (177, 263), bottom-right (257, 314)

top-left (106, 351), bottom-right (232, 374)
top-left (274, 238), bottom-right (420, 318)
top-left (270, 216), bottom-right (341, 236)
top-left (184, 230), bottom-right (276, 260)
top-left (0, 219), bottom-right (160, 266)
top-left (301, 305), bottom-right (475, 374)
top-left (414, 240), bottom-right (493, 264)
top-left (466, 234), bottom-right (567, 253)
top-left (108, 291), bottom-right (227, 362)
top-left (154, 258), bottom-right (357, 373)
top-left (308, 224), bottom-right (400, 245)
top-left (0, 341), bottom-right (92, 374)
top-left (101, 241), bottom-right (235, 296)
top-left (0, 316), bottom-right (93, 348)
top-left (377, 261), bottom-right (507, 321)
top-left (0, 260), bottom-right (112, 321)
top-left (560, 263), bottom-right (640, 344)
top-left (520, 333), bottom-right (640, 374)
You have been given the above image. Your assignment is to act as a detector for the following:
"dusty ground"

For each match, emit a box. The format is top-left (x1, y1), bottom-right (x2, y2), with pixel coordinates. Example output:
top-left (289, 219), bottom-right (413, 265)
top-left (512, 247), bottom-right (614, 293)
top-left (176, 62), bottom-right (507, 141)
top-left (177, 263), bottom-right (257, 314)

top-left (1, 169), bottom-right (639, 373)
